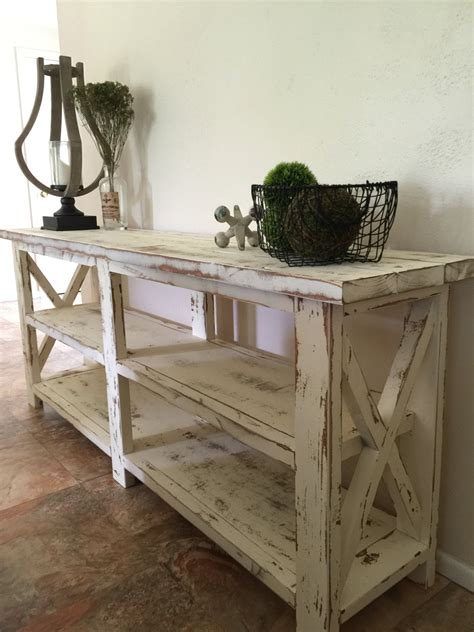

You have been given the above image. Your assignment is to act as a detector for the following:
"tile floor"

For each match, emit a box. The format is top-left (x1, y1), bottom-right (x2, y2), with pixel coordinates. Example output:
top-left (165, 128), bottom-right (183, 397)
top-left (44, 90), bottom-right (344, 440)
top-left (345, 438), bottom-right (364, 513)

top-left (0, 300), bottom-right (472, 631)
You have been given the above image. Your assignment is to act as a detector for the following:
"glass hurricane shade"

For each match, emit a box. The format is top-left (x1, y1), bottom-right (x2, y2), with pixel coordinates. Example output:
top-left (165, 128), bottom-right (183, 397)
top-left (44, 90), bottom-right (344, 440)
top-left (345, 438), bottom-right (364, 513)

top-left (49, 141), bottom-right (71, 188)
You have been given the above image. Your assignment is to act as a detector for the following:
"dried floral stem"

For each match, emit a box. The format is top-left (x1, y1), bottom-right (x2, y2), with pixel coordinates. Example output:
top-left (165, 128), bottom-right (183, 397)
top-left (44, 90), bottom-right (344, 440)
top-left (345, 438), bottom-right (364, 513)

top-left (72, 82), bottom-right (134, 191)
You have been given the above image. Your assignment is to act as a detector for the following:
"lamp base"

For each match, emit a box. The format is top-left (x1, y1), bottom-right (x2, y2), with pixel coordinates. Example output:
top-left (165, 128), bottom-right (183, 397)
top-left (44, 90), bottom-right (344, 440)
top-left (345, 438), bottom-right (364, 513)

top-left (42, 215), bottom-right (99, 231)
top-left (42, 196), bottom-right (99, 231)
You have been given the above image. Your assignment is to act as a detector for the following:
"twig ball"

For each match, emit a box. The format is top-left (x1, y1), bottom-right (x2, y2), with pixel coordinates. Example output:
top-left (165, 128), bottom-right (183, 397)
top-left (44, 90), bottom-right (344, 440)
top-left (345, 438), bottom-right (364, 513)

top-left (284, 188), bottom-right (363, 260)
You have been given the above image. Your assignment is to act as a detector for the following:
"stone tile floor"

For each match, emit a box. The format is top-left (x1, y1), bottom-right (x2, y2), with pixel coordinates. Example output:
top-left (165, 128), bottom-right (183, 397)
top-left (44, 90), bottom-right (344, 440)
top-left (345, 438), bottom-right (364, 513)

top-left (0, 299), bottom-right (472, 631)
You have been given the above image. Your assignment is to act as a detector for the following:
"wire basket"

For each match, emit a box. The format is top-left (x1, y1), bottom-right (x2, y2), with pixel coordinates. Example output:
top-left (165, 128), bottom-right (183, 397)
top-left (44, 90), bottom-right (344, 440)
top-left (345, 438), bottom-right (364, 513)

top-left (251, 181), bottom-right (398, 266)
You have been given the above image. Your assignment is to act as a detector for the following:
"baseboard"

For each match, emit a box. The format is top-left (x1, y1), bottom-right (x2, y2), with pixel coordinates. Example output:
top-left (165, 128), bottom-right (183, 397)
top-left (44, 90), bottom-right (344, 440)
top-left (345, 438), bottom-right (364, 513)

top-left (437, 550), bottom-right (474, 592)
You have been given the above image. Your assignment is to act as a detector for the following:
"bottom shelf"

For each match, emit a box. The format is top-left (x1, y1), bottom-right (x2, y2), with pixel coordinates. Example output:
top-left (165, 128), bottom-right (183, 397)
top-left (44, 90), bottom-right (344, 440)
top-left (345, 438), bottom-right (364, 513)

top-left (33, 367), bottom-right (428, 620)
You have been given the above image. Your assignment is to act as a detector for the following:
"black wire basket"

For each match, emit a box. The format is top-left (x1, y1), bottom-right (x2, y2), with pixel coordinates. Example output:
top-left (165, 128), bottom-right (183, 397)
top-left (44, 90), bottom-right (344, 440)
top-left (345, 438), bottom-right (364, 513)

top-left (251, 181), bottom-right (398, 266)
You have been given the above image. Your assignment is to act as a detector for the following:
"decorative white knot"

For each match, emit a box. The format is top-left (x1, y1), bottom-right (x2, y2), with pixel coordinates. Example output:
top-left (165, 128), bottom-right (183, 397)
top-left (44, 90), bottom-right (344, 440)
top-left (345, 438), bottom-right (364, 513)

top-left (214, 205), bottom-right (259, 251)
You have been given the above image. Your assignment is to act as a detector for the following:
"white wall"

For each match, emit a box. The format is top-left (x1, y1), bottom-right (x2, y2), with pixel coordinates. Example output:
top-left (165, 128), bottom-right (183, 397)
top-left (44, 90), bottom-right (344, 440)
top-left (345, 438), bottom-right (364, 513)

top-left (0, 2), bottom-right (60, 301)
top-left (57, 1), bottom-right (473, 583)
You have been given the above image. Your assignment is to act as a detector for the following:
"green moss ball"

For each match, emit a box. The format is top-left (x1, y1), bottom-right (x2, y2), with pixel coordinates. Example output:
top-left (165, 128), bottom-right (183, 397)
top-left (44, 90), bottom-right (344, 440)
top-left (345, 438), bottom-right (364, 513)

top-left (261, 162), bottom-right (317, 251)
top-left (284, 188), bottom-right (363, 261)
top-left (264, 162), bottom-right (317, 188)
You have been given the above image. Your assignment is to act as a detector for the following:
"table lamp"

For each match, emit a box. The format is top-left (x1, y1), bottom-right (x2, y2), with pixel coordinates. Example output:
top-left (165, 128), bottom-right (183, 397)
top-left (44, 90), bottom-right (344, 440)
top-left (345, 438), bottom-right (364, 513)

top-left (15, 55), bottom-right (102, 230)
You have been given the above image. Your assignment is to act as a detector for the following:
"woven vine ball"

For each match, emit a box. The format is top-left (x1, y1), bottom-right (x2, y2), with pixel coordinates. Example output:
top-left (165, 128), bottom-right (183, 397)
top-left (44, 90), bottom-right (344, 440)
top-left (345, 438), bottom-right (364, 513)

top-left (262, 162), bottom-right (317, 250)
top-left (284, 187), bottom-right (363, 261)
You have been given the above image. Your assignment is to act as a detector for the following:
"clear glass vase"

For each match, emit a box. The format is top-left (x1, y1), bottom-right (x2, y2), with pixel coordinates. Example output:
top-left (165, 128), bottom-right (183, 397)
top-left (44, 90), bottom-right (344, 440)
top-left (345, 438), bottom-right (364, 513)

top-left (99, 167), bottom-right (128, 230)
top-left (49, 141), bottom-right (71, 190)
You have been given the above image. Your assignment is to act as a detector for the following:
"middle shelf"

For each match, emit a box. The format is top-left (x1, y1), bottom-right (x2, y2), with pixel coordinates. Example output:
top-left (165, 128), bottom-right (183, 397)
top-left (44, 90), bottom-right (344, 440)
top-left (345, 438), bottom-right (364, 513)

top-left (27, 303), bottom-right (414, 468)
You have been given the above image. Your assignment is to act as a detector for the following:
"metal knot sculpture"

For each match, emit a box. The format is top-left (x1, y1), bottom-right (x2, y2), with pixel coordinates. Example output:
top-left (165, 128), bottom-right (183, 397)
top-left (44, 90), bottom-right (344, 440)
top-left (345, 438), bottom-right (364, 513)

top-left (214, 205), bottom-right (259, 251)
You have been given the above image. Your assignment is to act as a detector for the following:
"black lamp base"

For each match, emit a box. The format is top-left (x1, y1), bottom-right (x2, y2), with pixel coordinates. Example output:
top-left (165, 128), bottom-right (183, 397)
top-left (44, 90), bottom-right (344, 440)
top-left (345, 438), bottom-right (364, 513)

top-left (42, 215), bottom-right (99, 231)
top-left (41, 196), bottom-right (99, 231)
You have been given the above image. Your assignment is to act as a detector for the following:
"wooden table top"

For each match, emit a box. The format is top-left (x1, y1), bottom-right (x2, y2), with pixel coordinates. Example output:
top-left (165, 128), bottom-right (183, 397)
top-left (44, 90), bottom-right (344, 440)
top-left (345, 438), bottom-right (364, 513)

top-left (2, 228), bottom-right (473, 304)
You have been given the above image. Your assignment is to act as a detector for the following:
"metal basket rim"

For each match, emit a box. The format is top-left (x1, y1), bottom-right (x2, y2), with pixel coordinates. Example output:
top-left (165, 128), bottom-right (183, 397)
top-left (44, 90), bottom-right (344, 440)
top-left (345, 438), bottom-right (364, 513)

top-left (251, 180), bottom-right (398, 191)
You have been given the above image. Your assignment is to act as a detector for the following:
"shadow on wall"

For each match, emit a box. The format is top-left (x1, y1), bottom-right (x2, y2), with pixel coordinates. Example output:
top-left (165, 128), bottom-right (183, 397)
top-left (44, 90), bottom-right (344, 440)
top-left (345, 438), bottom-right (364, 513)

top-left (122, 87), bottom-right (156, 229)
top-left (439, 277), bottom-right (474, 563)
top-left (389, 181), bottom-right (472, 255)
top-left (233, 302), bottom-right (295, 359)
top-left (236, 302), bottom-right (257, 349)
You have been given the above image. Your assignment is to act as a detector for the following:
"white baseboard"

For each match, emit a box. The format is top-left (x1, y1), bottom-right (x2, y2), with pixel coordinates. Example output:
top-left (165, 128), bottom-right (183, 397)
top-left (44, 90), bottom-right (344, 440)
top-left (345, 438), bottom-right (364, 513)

top-left (437, 550), bottom-right (474, 592)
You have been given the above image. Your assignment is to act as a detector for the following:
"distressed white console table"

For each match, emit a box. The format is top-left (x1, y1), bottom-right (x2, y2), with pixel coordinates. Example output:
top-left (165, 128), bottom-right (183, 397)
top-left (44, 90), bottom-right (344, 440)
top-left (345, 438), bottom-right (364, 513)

top-left (2, 228), bottom-right (473, 631)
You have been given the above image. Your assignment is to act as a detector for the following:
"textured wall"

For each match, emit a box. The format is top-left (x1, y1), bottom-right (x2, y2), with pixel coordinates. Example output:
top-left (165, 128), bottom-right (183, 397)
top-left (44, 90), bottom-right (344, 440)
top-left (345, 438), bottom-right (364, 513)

top-left (57, 1), bottom-right (473, 579)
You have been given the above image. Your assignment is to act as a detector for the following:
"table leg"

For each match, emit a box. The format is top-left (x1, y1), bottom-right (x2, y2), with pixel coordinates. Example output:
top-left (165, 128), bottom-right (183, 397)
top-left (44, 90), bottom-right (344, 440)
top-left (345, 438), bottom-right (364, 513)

top-left (191, 291), bottom-right (215, 340)
top-left (405, 287), bottom-right (449, 586)
top-left (12, 244), bottom-right (41, 408)
top-left (97, 259), bottom-right (135, 488)
top-left (294, 299), bottom-right (343, 632)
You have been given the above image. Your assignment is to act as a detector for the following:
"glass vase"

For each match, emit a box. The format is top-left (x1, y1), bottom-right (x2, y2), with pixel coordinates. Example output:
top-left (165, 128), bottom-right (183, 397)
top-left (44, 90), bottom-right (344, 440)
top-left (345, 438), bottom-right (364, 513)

top-left (99, 167), bottom-right (128, 230)
top-left (49, 141), bottom-right (71, 190)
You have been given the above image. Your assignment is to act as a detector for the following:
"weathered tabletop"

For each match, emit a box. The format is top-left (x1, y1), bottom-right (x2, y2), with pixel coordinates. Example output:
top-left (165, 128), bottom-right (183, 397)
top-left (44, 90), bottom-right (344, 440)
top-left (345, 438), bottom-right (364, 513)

top-left (1, 228), bottom-right (473, 304)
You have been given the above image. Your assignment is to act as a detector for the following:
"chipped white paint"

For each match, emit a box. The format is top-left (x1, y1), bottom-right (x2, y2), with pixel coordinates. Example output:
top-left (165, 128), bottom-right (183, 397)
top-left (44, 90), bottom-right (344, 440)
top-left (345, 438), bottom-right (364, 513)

top-left (21, 301), bottom-right (415, 468)
top-left (97, 260), bottom-right (135, 487)
top-left (34, 368), bottom-right (111, 454)
top-left (294, 299), bottom-right (343, 632)
top-left (405, 287), bottom-right (450, 587)
top-left (31, 365), bottom-right (400, 611)
top-left (342, 284), bottom-right (442, 315)
top-left (341, 299), bottom-right (435, 586)
top-left (12, 245), bottom-right (41, 408)
top-left (191, 291), bottom-right (215, 340)
top-left (33, 367), bottom-right (212, 455)
top-left (29, 263), bottom-right (91, 369)
top-left (341, 530), bottom-right (429, 622)
top-left (109, 259), bottom-right (296, 313)
top-left (343, 337), bottom-right (422, 541)
top-left (4, 230), bottom-right (473, 631)
top-left (27, 303), bottom-right (104, 364)
top-left (27, 254), bottom-right (64, 308)
top-left (1, 228), bottom-right (472, 304)
top-left (421, 288), bottom-right (449, 585)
